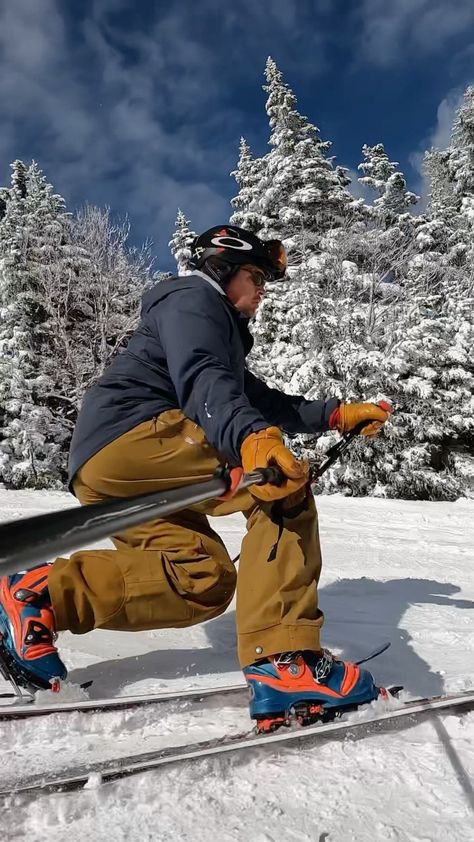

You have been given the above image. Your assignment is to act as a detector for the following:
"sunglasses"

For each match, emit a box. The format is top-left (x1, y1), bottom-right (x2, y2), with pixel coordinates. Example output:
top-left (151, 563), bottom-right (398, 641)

top-left (242, 266), bottom-right (270, 287)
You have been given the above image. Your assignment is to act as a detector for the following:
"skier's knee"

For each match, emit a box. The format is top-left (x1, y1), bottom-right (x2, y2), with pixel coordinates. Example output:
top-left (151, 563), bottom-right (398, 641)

top-left (195, 563), bottom-right (236, 614)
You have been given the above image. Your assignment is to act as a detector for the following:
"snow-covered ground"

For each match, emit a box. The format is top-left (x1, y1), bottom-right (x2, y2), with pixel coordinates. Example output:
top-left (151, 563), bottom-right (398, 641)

top-left (1, 487), bottom-right (474, 842)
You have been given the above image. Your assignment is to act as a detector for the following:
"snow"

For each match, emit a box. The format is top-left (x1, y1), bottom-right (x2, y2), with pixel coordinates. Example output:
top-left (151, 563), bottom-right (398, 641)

top-left (1, 487), bottom-right (474, 841)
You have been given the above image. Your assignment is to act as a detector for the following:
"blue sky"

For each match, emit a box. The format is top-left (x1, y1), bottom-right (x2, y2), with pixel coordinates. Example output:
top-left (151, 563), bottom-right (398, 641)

top-left (1, 0), bottom-right (473, 271)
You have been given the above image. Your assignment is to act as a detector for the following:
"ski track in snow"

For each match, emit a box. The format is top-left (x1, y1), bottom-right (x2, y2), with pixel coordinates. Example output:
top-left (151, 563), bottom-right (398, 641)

top-left (1, 488), bottom-right (473, 842)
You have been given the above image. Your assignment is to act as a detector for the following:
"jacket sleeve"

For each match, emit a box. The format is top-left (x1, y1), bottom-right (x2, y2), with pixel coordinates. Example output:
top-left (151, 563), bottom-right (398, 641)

top-left (244, 369), bottom-right (339, 434)
top-left (151, 288), bottom-right (268, 463)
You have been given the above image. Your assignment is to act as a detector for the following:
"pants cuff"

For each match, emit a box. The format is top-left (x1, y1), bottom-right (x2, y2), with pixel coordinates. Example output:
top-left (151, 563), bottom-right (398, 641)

top-left (48, 559), bottom-right (69, 632)
top-left (238, 622), bottom-right (322, 668)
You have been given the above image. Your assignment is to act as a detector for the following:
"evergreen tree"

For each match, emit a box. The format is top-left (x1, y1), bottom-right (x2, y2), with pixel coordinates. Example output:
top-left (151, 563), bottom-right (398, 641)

top-left (394, 87), bottom-right (474, 498)
top-left (357, 142), bottom-right (418, 277)
top-left (230, 138), bottom-right (266, 232)
top-left (168, 209), bottom-right (196, 275)
top-left (448, 86), bottom-right (474, 202)
top-left (246, 67), bottom-right (408, 450)
top-left (235, 73), bottom-right (473, 500)
top-left (258, 57), bottom-right (358, 259)
top-left (375, 284), bottom-right (474, 500)
top-left (246, 59), bottom-right (362, 390)
top-left (0, 165), bottom-right (154, 489)
top-left (0, 161), bottom-right (78, 487)
top-left (416, 150), bottom-right (454, 255)
top-left (0, 187), bottom-right (9, 221)
top-left (421, 89), bottom-right (474, 271)
top-left (356, 88), bottom-right (474, 500)
top-left (424, 149), bottom-right (454, 216)
top-left (358, 143), bottom-right (418, 220)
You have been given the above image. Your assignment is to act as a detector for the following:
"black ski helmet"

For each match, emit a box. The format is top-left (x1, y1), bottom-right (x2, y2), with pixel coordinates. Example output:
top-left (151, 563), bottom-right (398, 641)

top-left (189, 225), bottom-right (287, 284)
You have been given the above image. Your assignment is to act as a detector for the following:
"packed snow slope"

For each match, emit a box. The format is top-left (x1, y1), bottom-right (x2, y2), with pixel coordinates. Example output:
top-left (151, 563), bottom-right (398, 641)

top-left (1, 487), bottom-right (473, 842)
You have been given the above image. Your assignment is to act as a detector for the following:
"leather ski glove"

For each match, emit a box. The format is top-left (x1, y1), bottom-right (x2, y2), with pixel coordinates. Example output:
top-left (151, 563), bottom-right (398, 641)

top-left (329, 402), bottom-right (391, 437)
top-left (240, 426), bottom-right (308, 501)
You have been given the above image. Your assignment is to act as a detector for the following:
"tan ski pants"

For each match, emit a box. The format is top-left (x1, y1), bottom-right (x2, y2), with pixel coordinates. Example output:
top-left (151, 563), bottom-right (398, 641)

top-left (48, 410), bottom-right (324, 667)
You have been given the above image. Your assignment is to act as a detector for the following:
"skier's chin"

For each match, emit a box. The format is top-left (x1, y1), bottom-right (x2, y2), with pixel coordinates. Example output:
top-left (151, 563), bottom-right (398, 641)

top-left (247, 300), bottom-right (261, 316)
top-left (237, 304), bottom-right (258, 317)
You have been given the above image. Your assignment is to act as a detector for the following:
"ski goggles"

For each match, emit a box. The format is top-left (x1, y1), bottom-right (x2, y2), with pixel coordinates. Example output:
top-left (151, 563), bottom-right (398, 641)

top-left (263, 239), bottom-right (287, 280)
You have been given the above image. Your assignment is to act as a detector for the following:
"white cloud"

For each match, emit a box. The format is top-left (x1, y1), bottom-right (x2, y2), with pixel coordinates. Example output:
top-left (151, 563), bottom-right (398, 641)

top-left (409, 88), bottom-right (465, 171)
top-left (428, 91), bottom-right (466, 151)
top-left (355, 0), bottom-right (474, 66)
top-left (0, 0), bottom-right (66, 72)
top-left (0, 0), bottom-right (245, 264)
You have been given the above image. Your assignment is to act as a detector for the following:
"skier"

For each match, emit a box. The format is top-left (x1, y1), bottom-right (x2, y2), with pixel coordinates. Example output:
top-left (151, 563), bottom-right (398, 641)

top-left (0, 225), bottom-right (390, 728)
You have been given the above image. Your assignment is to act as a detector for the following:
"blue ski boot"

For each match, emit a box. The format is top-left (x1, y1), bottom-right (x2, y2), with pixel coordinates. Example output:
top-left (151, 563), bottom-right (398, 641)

top-left (0, 565), bottom-right (67, 694)
top-left (244, 650), bottom-right (381, 732)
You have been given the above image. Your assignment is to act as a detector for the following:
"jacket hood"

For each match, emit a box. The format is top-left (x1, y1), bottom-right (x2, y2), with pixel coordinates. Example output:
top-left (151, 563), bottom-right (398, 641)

top-left (140, 274), bottom-right (206, 315)
top-left (140, 273), bottom-right (254, 356)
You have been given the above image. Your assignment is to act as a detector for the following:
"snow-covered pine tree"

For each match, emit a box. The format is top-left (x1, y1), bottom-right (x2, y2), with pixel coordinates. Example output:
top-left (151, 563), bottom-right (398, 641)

top-left (415, 92), bottom-right (474, 279)
top-left (309, 142), bottom-right (474, 500)
top-left (257, 137), bottom-right (420, 496)
top-left (358, 143), bottom-right (418, 222)
top-left (168, 210), bottom-right (196, 275)
top-left (0, 186), bottom-right (9, 221)
top-left (415, 149), bottom-right (455, 258)
top-left (369, 89), bottom-right (474, 500)
top-left (373, 281), bottom-right (473, 500)
top-left (0, 165), bottom-right (154, 489)
top-left (441, 87), bottom-right (474, 274)
top-left (229, 66), bottom-right (471, 500)
top-left (227, 62), bottom-right (398, 493)
top-left (357, 142), bottom-right (419, 277)
top-left (448, 86), bottom-right (474, 202)
top-left (243, 58), bottom-right (362, 392)
top-left (0, 161), bottom-right (79, 487)
top-left (399, 87), bottom-right (474, 497)
top-left (285, 219), bottom-right (391, 495)
top-left (230, 137), bottom-right (266, 233)
top-left (259, 57), bottom-right (358, 257)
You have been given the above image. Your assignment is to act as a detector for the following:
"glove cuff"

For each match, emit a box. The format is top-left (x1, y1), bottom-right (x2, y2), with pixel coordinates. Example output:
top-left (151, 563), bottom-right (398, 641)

top-left (328, 406), bottom-right (341, 430)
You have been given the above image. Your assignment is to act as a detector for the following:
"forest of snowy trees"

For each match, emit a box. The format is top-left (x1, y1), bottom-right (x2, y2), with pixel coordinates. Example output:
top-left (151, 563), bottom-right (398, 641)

top-left (1, 58), bottom-right (473, 499)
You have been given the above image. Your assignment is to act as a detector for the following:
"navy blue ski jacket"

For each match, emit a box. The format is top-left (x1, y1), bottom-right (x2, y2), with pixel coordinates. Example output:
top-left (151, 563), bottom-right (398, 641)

top-left (68, 274), bottom-right (338, 485)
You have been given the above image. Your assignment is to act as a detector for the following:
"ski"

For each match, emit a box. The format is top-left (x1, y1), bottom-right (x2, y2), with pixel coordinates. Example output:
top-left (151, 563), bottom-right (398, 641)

top-left (0, 681), bottom-right (246, 719)
top-left (3, 689), bottom-right (474, 796)
top-left (0, 642), bottom-right (392, 720)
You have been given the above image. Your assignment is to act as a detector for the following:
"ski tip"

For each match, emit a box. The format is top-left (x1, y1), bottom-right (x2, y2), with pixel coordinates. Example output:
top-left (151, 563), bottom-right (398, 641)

top-left (379, 685), bottom-right (403, 700)
top-left (50, 678), bottom-right (61, 693)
